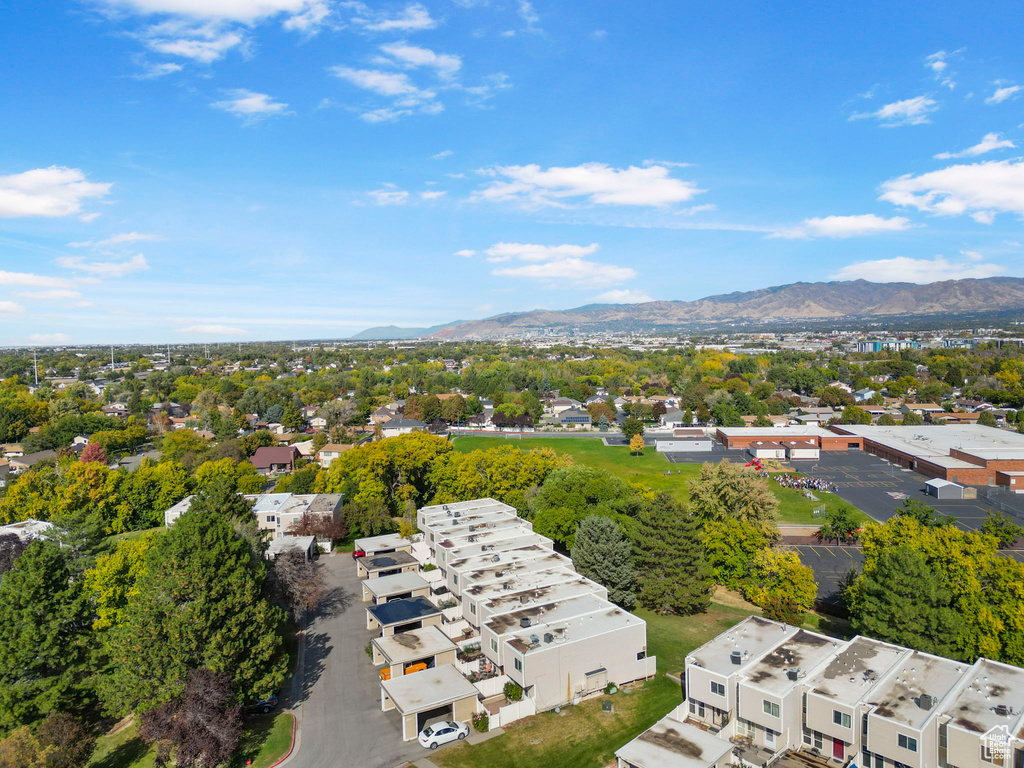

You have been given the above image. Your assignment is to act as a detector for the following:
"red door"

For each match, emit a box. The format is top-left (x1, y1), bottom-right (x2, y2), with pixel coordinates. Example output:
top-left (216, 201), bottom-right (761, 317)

top-left (832, 739), bottom-right (844, 760)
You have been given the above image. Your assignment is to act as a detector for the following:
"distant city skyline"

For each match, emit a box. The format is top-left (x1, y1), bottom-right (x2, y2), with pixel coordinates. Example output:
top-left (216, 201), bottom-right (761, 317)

top-left (3, 1), bottom-right (1024, 343)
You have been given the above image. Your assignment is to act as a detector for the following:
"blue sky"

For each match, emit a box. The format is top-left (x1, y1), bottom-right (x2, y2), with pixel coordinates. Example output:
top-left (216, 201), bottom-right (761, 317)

top-left (3, 0), bottom-right (1024, 344)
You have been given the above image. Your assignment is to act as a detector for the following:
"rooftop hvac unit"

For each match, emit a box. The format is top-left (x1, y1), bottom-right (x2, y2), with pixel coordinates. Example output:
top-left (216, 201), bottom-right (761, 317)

top-left (520, 594), bottom-right (530, 604)
top-left (468, 524), bottom-right (476, 532)
top-left (544, 633), bottom-right (554, 644)
top-left (919, 694), bottom-right (935, 710)
top-left (468, 535), bottom-right (477, 543)
top-left (503, 581), bottom-right (513, 590)
top-left (492, 554), bottom-right (500, 563)
top-left (995, 704), bottom-right (1013, 717)
top-left (521, 617), bottom-right (531, 628)
top-left (730, 651), bottom-right (742, 665)
top-left (453, 511), bottom-right (461, 518)
top-left (529, 634), bottom-right (540, 645)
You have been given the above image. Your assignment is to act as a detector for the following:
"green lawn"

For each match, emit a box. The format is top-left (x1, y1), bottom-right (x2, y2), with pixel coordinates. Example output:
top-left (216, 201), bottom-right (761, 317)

top-left (88, 713), bottom-right (293, 768)
top-left (452, 436), bottom-right (870, 525)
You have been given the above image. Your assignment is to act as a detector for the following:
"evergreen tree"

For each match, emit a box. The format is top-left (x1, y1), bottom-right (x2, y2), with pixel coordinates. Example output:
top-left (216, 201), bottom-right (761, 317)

top-left (978, 410), bottom-right (998, 428)
top-left (188, 478), bottom-right (265, 561)
top-left (0, 541), bottom-right (94, 731)
top-left (100, 509), bottom-right (287, 715)
top-left (633, 494), bottom-right (712, 615)
top-left (570, 516), bottom-right (636, 609)
top-left (850, 545), bottom-right (965, 658)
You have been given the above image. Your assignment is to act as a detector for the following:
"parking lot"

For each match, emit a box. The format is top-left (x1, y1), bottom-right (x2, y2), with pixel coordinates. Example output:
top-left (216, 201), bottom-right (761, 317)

top-left (803, 451), bottom-right (995, 530)
top-left (792, 545), bottom-right (863, 608)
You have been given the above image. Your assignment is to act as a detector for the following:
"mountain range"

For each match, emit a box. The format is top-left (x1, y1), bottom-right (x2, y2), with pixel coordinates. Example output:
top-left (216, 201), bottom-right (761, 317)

top-left (350, 277), bottom-right (1024, 340)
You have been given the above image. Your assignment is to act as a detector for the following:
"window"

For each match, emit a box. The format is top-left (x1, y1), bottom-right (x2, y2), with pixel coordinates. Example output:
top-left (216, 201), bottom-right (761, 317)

top-left (688, 699), bottom-right (706, 718)
top-left (513, 658), bottom-right (522, 672)
top-left (898, 734), bottom-right (918, 752)
top-left (469, 603), bottom-right (476, 614)
top-left (452, 574), bottom-right (458, 585)
top-left (833, 710), bottom-right (852, 728)
top-left (804, 728), bottom-right (824, 750)
top-left (267, 515), bottom-right (275, 522)
top-left (711, 681), bottom-right (725, 697)
top-left (763, 700), bottom-right (780, 718)
top-left (636, 650), bottom-right (646, 661)
top-left (738, 719), bottom-right (755, 740)
top-left (490, 639), bottom-right (498, 653)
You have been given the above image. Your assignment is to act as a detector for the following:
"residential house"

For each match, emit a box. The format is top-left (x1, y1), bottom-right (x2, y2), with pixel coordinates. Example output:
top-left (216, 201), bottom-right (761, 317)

top-left (9, 450), bottom-right (57, 473)
top-left (249, 445), bottom-right (299, 475)
top-left (854, 388), bottom-right (877, 402)
top-left (317, 443), bottom-right (352, 468)
top-left (901, 403), bottom-right (946, 419)
top-left (548, 397), bottom-right (583, 414)
top-left (556, 408), bottom-right (592, 426)
top-left (380, 418), bottom-right (426, 438)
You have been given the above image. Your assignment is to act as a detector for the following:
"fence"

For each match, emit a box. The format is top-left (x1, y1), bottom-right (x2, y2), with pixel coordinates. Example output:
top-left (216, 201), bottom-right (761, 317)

top-left (976, 486), bottom-right (1024, 526)
top-left (473, 674), bottom-right (510, 699)
top-left (491, 698), bottom-right (536, 728)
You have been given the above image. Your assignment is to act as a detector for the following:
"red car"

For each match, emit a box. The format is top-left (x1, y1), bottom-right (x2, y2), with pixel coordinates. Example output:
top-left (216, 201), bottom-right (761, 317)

top-left (352, 549), bottom-right (366, 560)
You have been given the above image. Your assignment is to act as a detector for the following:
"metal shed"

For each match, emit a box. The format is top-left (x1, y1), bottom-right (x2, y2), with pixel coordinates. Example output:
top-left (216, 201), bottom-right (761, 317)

top-left (925, 478), bottom-right (964, 500)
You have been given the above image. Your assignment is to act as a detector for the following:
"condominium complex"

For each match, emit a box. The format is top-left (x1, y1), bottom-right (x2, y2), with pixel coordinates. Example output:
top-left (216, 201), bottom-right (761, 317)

top-left (617, 616), bottom-right (1024, 768)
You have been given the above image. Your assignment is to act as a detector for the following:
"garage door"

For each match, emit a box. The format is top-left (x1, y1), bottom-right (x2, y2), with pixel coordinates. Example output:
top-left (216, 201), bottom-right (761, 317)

top-left (417, 704), bottom-right (453, 733)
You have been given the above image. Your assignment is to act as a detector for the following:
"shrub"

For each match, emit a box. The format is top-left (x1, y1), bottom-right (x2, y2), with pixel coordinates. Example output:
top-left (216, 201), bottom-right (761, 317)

top-left (471, 712), bottom-right (489, 732)
top-left (503, 681), bottom-right (523, 702)
top-left (422, 563), bottom-right (438, 572)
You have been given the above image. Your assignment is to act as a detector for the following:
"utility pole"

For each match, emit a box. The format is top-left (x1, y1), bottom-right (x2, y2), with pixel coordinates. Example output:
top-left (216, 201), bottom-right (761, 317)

top-left (33, 348), bottom-right (38, 386)
top-left (110, 344), bottom-right (115, 370)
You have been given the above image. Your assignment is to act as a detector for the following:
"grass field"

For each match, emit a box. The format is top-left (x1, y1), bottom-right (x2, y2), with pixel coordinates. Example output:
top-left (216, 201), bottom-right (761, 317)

top-left (433, 602), bottom-right (757, 768)
top-left (452, 436), bottom-right (869, 525)
top-left (88, 713), bottom-right (293, 768)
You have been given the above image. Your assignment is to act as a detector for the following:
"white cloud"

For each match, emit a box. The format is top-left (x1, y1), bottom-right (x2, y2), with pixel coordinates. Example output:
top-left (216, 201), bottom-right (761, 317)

top-left (379, 42), bottom-right (461, 79)
top-left (484, 242), bottom-right (600, 262)
top-left (934, 132), bottom-right (1016, 159)
top-left (134, 61), bottom-right (184, 78)
top-left (454, 249), bottom-right (476, 257)
top-left (594, 289), bottom-right (653, 303)
top-left (98, 0), bottom-right (326, 23)
top-left (211, 89), bottom-right (289, 121)
top-left (830, 255), bottom-right (1006, 283)
top-left (517, 0), bottom-right (540, 32)
top-left (69, 232), bottom-right (161, 248)
top-left (56, 254), bottom-right (150, 277)
top-left (420, 190), bottom-right (446, 200)
top-left (770, 214), bottom-right (913, 239)
top-left (17, 289), bottom-right (83, 301)
top-left (473, 162), bottom-right (703, 208)
top-left (493, 258), bottom-right (636, 289)
top-left (851, 95), bottom-right (937, 126)
top-left (481, 241), bottom-right (636, 289)
top-left (348, 2), bottom-right (437, 32)
top-left (986, 84), bottom-right (1022, 105)
top-left (0, 167), bottom-right (111, 218)
top-left (28, 333), bottom-right (70, 344)
top-left (144, 25), bottom-right (245, 62)
top-left (282, 0), bottom-right (330, 31)
top-left (432, 149), bottom-right (453, 159)
top-left (880, 159), bottom-right (1024, 222)
top-left (331, 66), bottom-right (434, 98)
top-left (0, 302), bottom-right (25, 317)
top-left (642, 159), bottom-right (691, 168)
top-left (925, 50), bottom-right (958, 89)
top-left (0, 271), bottom-right (76, 289)
top-left (368, 186), bottom-right (410, 205)
top-left (176, 324), bottom-right (248, 335)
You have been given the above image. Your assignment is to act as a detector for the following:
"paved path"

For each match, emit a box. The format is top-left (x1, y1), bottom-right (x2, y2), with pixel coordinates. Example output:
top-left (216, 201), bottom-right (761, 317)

top-left (277, 555), bottom-right (427, 768)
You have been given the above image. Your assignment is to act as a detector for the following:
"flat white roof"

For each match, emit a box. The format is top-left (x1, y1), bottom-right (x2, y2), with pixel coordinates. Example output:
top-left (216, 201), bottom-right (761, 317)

top-left (380, 664), bottom-right (478, 714)
top-left (459, 550), bottom-right (571, 585)
top-left (486, 593), bottom-right (610, 637)
top-left (941, 658), bottom-right (1024, 736)
top-left (837, 424), bottom-right (1024, 464)
top-left (464, 566), bottom-right (587, 602)
top-left (418, 498), bottom-right (515, 522)
top-left (805, 636), bottom-right (908, 704)
top-left (867, 650), bottom-right (967, 729)
top-left (718, 426), bottom-right (836, 438)
top-left (688, 615), bottom-right (794, 677)
top-left (0, 518), bottom-right (53, 540)
top-left (739, 629), bottom-right (845, 696)
top-left (354, 533), bottom-right (410, 553)
top-left (925, 478), bottom-right (960, 488)
top-left (372, 625), bottom-right (456, 664)
top-left (506, 602), bottom-right (645, 655)
top-left (615, 715), bottom-right (733, 768)
top-left (362, 571), bottom-right (430, 597)
top-left (449, 544), bottom-right (557, 574)
top-left (267, 535), bottom-right (316, 556)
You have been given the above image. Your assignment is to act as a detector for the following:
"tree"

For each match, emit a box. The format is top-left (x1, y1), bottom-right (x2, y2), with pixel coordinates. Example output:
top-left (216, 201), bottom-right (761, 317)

top-left (620, 417), bottom-right (644, 440)
top-left (83, 531), bottom-right (159, 630)
top-left (877, 413), bottom-right (897, 426)
top-left (529, 466), bottom-right (639, 549)
top-left (745, 549), bottom-right (817, 625)
top-left (138, 668), bottom-right (242, 768)
top-left (570, 516), bottom-right (636, 609)
top-left (816, 505), bottom-right (861, 544)
top-left (629, 434), bottom-right (645, 455)
top-left (817, 386), bottom-right (854, 408)
top-left (288, 511), bottom-right (347, 543)
top-left (896, 497), bottom-right (954, 527)
top-left (901, 410), bottom-right (924, 426)
top-left (633, 494), bottom-right (712, 615)
top-left (160, 429), bottom-right (208, 463)
top-left (981, 510), bottom-right (1024, 549)
top-left (0, 534), bottom-right (26, 576)
top-left (341, 500), bottom-right (396, 538)
top-left (100, 509), bottom-right (287, 715)
top-left (978, 410), bottom-right (999, 428)
top-left (79, 442), bottom-right (107, 464)
top-left (271, 551), bottom-right (329, 621)
top-left (35, 713), bottom-right (96, 768)
top-left (850, 544), bottom-right (965, 658)
top-left (688, 461), bottom-right (780, 540)
top-left (0, 541), bottom-right (93, 730)
top-left (703, 518), bottom-right (768, 591)
top-left (597, 414), bottom-right (610, 432)
top-left (839, 406), bottom-right (872, 425)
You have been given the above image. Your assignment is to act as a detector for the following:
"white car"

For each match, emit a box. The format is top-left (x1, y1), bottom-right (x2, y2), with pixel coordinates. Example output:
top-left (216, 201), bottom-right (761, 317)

top-left (417, 720), bottom-right (469, 750)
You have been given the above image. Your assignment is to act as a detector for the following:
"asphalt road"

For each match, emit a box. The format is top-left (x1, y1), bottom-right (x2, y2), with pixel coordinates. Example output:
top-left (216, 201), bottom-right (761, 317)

top-left (278, 555), bottom-right (426, 768)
